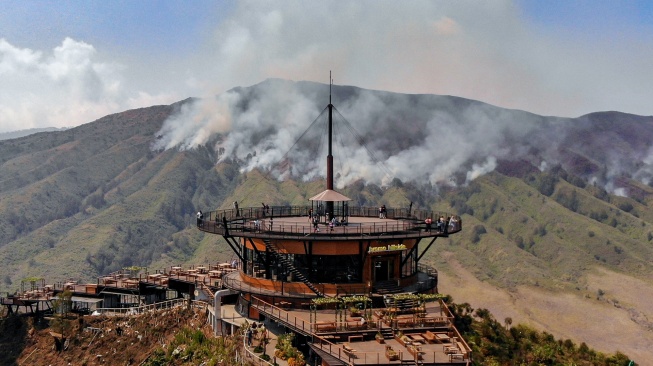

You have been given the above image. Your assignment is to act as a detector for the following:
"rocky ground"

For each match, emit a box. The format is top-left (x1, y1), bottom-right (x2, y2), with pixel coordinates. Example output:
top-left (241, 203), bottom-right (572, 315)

top-left (0, 305), bottom-right (219, 366)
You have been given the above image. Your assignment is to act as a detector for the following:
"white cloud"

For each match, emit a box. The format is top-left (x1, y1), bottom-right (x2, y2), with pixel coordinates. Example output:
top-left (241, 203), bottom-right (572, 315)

top-left (0, 37), bottom-right (176, 133)
top-left (3, 0), bottom-right (653, 138)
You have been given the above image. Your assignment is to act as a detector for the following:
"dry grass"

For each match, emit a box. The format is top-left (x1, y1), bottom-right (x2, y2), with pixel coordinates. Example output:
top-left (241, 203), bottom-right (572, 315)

top-left (439, 251), bottom-right (651, 362)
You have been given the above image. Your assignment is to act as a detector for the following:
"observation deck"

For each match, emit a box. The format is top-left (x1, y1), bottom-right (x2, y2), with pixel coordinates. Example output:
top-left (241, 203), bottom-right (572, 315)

top-left (197, 205), bottom-right (462, 241)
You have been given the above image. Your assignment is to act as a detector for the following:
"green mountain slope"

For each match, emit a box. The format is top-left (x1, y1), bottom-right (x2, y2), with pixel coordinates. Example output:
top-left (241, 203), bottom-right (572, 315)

top-left (0, 81), bottom-right (652, 361)
top-left (424, 172), bottom-right (653, 291)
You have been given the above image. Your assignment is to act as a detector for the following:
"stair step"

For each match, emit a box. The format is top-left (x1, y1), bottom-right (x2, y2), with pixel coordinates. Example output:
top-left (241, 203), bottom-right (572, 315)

top-left (264, 238), bottom-right (323, 297)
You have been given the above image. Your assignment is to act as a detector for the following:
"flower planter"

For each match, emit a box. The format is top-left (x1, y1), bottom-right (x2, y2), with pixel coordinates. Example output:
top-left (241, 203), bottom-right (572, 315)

top-left (385, 346), bottom-right (399, 361)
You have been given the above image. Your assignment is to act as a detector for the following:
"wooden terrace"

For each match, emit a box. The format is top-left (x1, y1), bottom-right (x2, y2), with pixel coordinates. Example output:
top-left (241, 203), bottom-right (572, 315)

top-left (250, 297), bottom-right (471, 365)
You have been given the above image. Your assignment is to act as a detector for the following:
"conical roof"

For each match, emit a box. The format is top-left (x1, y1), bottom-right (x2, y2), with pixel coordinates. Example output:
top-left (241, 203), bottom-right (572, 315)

top-left (308, 189), bottom-right (351, 202)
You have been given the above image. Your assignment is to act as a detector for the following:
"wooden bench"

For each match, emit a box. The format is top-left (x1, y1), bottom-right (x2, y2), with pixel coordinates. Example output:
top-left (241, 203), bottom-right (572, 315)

top-left (449, 353), bottom-right (465, 361)
top-left (396, 318), bottom-right (415, 327)
top-left (347, 321), bottom-right (366, 330)
top-left (342, 343), bottom-right (357, 358)
top-left (348, 335), bottom-right (364, 343)
top-left (456, 341), bottom-right (467, 356)
top-left (314, 322), bottom-right (336, 332)
top-left (407, 345), bottom-right (424, 360)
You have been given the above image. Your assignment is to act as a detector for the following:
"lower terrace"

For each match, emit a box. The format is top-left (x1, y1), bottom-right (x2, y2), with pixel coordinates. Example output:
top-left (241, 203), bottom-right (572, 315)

top-left (249, 297), bottom-right (472, 365)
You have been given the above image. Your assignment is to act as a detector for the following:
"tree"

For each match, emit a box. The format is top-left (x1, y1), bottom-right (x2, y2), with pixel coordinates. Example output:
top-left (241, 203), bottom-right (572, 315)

top-left (51, 289), bottom-right (73, 351)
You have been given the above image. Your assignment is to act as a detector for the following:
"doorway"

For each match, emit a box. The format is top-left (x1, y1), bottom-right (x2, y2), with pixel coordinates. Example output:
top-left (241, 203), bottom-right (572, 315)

top-left (373, 257), bottom-right (395, 282)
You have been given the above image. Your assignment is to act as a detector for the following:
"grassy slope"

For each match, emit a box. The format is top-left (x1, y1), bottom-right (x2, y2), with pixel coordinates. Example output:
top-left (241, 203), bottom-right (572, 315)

top-left (423, 172), bottom-right (653, 361)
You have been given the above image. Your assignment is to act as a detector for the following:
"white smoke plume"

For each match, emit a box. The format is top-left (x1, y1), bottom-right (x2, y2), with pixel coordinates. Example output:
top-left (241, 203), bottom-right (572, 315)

top-left (155, 78), bottom-right (653, 195)
top-left (154, 79), bottom-right (561, 188)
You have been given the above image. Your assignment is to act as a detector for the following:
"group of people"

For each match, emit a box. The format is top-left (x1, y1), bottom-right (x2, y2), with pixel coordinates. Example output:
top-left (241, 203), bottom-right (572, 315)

top-left (425, 215), bottom-right (458, 233)
top-left (309, 211), bottom-right (346, 233)
top-left (245, 322), bottom-right (267, 347)
top-left (379, 204), bottom-right (387, 219)
top-left (252, 217), bottom-right (273, 232)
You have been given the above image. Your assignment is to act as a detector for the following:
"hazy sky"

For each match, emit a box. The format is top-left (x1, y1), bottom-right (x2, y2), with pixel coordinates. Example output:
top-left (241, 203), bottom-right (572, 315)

top-left (1, 0), bottom-right (652, 133)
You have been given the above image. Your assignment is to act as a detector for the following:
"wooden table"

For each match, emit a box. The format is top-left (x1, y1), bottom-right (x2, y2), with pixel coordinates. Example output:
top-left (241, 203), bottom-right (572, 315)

top-left (208, 270), bottom-right (222, 278)
top-left (408, 334), bottom-right (425, 343)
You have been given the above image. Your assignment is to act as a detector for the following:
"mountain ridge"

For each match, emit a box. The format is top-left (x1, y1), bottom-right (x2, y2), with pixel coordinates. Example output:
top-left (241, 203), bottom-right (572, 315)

top-left (1, 80), bottom-right (652, 360)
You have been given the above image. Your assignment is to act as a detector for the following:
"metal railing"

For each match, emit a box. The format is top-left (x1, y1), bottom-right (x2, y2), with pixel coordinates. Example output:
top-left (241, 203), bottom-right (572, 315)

top-left (241, 327), bottom-right (275, 366)
top-left (222, 271), bottom-right (375, 299)
top-left (198, 205), bottom-right (461, 240)
top-left (250, 297), bottom-right (471, 365)
top-left (93, 298), bottom-right (206, 316)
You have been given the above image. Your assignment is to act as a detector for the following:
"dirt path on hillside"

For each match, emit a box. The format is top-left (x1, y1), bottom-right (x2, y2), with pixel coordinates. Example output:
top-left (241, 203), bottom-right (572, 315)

top-left (438, 252), bottom-right (652, 363)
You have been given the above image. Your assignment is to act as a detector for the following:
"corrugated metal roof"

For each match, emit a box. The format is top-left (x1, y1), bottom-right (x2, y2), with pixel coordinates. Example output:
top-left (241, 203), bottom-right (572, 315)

top-left (71, 296), bottom-right (103, 303)
top-left (53, 296), bottom-right (104, 303)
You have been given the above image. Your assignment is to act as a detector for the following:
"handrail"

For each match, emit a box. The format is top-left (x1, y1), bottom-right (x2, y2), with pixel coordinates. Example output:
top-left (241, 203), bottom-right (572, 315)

top-left (250, 297), bottom-right (368, 362)
top-left (251, 297), bottom-right (469, 365)
top-left (93, 298), bottom-right (196, 316)
top-left (198, 205), bottom-right (462, 240)
top-left (241, 328), bottom-right (274, 366)
top-left (250, 297), bottom-right (313, 336)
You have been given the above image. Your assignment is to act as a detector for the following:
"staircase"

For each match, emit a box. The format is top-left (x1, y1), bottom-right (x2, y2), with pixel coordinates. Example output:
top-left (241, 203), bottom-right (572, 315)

top-left (263, 239), bottom-right (325, 297)
top-left (373, 280), bottom-right (403, 294)
top-left (380, 328), bottom-right (394, 340)
top-left (198, 282), bottom-right (214, 299)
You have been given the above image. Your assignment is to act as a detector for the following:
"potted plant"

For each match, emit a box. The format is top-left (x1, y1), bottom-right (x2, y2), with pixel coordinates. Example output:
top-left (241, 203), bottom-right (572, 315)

top-left (395, 331), bottom-right (410, 347)
top-left (385, 345), bottom-right (399, 361)
top-left (375, 332), bottom-right (384, 344)
top-left (349, 306), bottom-right (361, 317)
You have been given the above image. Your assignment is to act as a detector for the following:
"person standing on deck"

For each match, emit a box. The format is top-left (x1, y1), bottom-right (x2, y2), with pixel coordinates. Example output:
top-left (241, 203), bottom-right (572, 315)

top-left (233, 201), bottom-right (239, 217)
top-left (313, 216), bottom-right (319, 232)
top-left (246, 327), bottom-right (253, 346)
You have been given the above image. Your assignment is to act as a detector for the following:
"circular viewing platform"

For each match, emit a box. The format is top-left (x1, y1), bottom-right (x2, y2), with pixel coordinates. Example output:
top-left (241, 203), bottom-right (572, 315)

top-left (197, 206), bottom-right (462, 241)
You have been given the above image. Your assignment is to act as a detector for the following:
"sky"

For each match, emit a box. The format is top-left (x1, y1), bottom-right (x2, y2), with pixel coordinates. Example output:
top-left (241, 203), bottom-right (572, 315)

top-left (1, 0), bottom-right (653, 134)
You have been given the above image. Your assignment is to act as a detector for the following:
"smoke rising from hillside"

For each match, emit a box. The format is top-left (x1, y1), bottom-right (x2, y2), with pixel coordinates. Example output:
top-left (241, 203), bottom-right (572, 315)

top-left (154, 80), bottom-right (553, 188)
top-left (154, 80), bottom-right (653, 194)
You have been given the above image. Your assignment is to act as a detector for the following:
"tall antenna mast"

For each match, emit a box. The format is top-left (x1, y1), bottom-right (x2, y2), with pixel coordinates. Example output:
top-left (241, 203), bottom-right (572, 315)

top-left (326, 72), bottom-right (334, 216)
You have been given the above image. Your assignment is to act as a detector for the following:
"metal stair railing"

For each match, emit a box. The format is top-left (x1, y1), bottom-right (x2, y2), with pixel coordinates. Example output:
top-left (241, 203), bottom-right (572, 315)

top-left (263, 239), bottom-right (325, 297)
